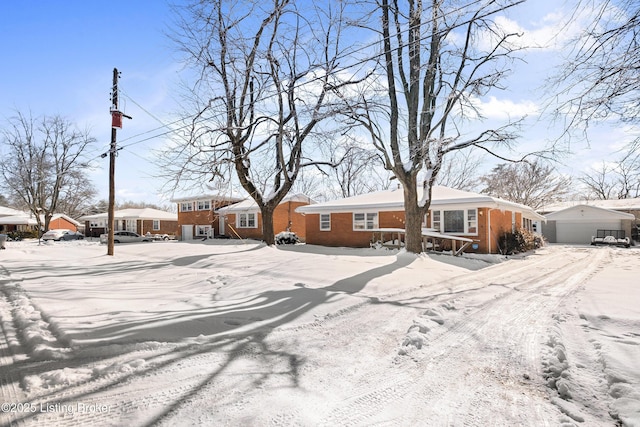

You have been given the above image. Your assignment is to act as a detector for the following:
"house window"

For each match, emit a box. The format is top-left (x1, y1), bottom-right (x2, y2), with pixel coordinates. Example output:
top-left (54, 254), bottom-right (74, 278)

top-left (444, 210), bottom-right (464, 233)
top-left (432, 211), bottom-right (441, 231)
top-left (353, 212), bottom-right (378, 230)
top-left (238, 213), bottom-right (257, 228)
top-left (197, 200), bottom-right (211, 211)
top-left (320, 214), bottom-right (331, 231)
top-left (430, 209), bottom-right (478, 235)
top-left (153, 220), bottom-right (160, 231)
top-left (181, 202), bottom-right (193, 212)
top-left (196, 225), bottom-right (211, 236)
top-left (467, 209), bottom-right (477, 234)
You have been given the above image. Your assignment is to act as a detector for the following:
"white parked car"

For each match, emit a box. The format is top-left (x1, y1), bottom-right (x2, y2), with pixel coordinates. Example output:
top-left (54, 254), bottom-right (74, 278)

top-left (42, 229), bottom-right (85, 241)
top-left (100, 231), bottom-right (152, 244)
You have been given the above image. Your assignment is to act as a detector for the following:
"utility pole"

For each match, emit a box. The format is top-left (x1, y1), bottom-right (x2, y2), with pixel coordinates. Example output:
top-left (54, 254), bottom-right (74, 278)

top-left (106, 68), bottom-right (132, 256)
top-left (107, 68), bottom-right (119, 256)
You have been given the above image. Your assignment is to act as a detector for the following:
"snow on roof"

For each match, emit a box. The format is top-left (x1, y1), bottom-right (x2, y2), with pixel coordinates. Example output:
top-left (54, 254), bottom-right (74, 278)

top-left (79, 208), bottom-right (177, 221)
top-left (217, 193), bottom-right (315, 213)
top-left (539, 198), bottom-right (640, 213)
top-left (0, 214), bottom-right (38, 225)
top-left (51, 213), bottom-right (81, 226)
top-left (296, 186), bottom-right (544, 219)
top-left (0, 206), bottom-right (26, 217)
top-left (544, 204), bottom-right (635, 220)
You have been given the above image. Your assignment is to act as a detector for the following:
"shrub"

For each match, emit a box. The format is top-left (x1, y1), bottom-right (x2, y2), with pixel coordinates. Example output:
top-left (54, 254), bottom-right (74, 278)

top-left (497, 228), bottom-right (544, 255)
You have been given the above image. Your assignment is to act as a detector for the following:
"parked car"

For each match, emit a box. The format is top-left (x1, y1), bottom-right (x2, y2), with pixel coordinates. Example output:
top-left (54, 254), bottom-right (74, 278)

top-left (100, 231), bottom-right (152, 244)
top-left (42, 229), bottom-right (85, 241)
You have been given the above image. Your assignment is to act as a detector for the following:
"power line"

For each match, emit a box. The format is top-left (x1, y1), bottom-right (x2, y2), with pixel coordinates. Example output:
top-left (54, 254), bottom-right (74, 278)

top-left (107, 0), bottom-right (524, 153)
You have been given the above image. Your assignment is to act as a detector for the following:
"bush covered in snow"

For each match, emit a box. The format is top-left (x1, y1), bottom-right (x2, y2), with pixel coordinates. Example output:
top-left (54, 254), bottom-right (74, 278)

top-left (275, 231), bottom-right (300, 245)
top-left (498, 228), bottom-right (544, 255)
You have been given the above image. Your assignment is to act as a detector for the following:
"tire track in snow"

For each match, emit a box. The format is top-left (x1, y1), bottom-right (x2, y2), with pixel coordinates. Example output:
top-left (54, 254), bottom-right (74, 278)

top-left (0, 290), bottom-right (27, 427)
top-left (318, 246), bottom-right (607, 426)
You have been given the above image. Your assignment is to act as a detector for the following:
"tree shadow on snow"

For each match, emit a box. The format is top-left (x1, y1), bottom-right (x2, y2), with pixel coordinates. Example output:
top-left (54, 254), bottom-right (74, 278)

top-left (3, 254), bottom-right (414, 426)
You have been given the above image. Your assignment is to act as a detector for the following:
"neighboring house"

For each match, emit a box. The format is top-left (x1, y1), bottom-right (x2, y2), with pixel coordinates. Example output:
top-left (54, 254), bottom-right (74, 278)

top-left (295, 186), bottom-right (545, 254)
top-left (0, 214), bottom-right (38, 233)
top-left (48, 214), bottom-right (82, 232)
top-left (540, 205), bottom-right (635, 244)
top-left (216, 194), bottom-right (313, 241)
top-left (172, 194), bottom-right (244, 240)
top-left (0, 206), bottom-right (34, 233)
top-left (539, 198), bottom-right (640, 222)
top-left (79, 208), bottom-right (178, 238)
top-left (0, 208), bottom-right (79, 233)
top-left (539, 198), bottom-right (640, 243)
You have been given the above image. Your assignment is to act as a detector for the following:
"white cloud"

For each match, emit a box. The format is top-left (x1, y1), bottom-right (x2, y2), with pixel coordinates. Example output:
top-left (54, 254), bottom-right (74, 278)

top-left (471, 95), bottom-right (539, 120)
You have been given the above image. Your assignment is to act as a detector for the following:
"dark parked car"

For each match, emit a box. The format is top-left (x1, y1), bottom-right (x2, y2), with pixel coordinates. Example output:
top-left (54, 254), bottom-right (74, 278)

top-left (100, 231), bottom-right (151, 244)
top-left (42, 229), bottom-right (85, 241)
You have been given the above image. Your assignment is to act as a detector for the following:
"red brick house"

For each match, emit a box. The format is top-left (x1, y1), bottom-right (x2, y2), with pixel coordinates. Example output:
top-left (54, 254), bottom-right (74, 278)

top-left (172, 194), bottom-right (244, 240)
top-left (49, 214), bottom-right (81, 232)
top-left (216, 194), bottom-right (313, 241)
top-left (0, 210), bottom-right (80, 234)
top-left (80, 208), bottom-right (178, 238)
top-left (296, 186), bottom-right (545, 254)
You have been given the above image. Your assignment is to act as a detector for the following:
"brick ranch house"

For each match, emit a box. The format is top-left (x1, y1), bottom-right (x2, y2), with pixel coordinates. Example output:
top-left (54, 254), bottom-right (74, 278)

top-left (296, 186), bottom-right (545, 254)
top-left (216, 194), bottom-right (313, 241)
top-left (171, 194), bottom-right (244, 240)
top-left (79, 208), bottom-right (178, 238)
top-left (0, 209), bottom-right (80, 234)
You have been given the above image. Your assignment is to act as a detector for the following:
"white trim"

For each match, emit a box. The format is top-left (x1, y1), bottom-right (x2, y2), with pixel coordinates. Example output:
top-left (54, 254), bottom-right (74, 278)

top-left (429, 208), bottom-right (478, 236)
top-left (237, 212), bottom-right (258, 228)
top-left (320, 213), bottom-right (331, 231)
top-left (197, 200), bottom-right (211, 211)
top-left (353, 212), bottom-right (378, 231)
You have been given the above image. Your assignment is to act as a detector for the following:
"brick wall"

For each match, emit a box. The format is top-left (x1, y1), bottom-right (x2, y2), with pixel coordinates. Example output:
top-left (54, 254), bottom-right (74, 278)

top-left (138, 219), bottom-right (178, 236)
top-left (304, 210), bottom-right (407, 248)
top-left (304, 207), bottom-right (527, 254)
top-left (49, 217), bottom-right (78, 232)
top-left (482, 208), bottom-right (522, 254)
top-left (223, 201), bottom-right (309, 241)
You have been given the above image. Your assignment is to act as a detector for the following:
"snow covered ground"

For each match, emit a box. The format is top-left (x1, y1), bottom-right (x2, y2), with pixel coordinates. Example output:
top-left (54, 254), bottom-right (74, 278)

top-left (0, 238), bottom-right (638, 426)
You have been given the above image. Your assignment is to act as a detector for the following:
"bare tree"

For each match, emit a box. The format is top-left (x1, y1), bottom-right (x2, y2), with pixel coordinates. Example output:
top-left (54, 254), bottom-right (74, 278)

top-left (164, 0), bottom-right (360, 245)
top-left (54, 169), bottom-right (97, 219)
top-left (323, 135), bottom-right (388, 198)
top-left (0, 112), bottom-right (95, 232)
top-left (480, 160), bottom-right (572, 209)
top-left (554, 0), bottom-right (640, 130)
top-left (342, 0), bottom-right (527, 253)
top-left (578, 151), bottom-right (640, 199)
top-left (435, 151), bottom-right (483, 191)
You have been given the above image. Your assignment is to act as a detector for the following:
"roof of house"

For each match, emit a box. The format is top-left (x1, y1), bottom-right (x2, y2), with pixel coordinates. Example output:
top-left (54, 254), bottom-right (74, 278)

top-left (0, 206), bottom-right (27, 217)
top-left (296, 186), bottom-right (545, 220)
top-left (544, 204), bottom-right (635, 221)
top-left (0, 210), bottom-right (81, 226)
top-left (0, 214), bottom-right (38, 226)
top-left (51, 213), bottom-right (81, 226)
top-left (217, 193), bottom-right (315, 213)
top-left (539, 198), bottom-right (640, 213)
top-left (79, 208), bottom-right (177, 221)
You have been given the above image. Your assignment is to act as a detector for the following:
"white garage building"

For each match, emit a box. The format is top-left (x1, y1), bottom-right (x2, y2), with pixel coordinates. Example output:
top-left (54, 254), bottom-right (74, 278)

top-left (541, 204), bottom-right (635, 244)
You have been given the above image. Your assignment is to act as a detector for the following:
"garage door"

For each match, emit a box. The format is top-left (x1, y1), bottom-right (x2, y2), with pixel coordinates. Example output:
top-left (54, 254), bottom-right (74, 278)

top-left (556, 220), bottom-right (621, 244)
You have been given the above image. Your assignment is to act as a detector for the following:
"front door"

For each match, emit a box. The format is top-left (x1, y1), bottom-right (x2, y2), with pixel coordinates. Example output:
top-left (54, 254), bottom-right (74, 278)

top-left (219, 215), bottom-right (225, 236)
top-left (181, 225), bottom-right (193, 240)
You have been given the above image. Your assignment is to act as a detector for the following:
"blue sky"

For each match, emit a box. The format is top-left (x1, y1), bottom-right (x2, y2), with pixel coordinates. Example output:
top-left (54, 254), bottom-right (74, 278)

top-left (1, 1), bottom-right (635, 207)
